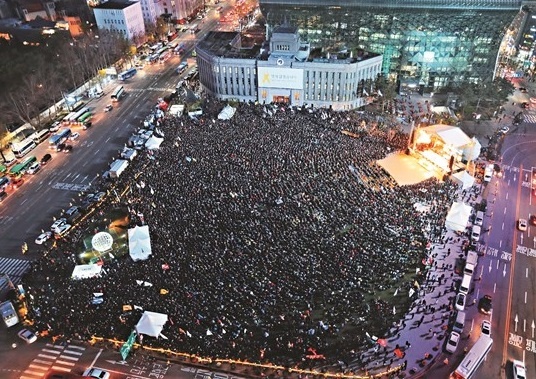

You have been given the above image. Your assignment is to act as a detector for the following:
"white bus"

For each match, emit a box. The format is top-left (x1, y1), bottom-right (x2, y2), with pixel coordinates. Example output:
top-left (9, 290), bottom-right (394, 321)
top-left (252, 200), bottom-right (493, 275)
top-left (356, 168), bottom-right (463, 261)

top-left (0, 300), bottom-right (19, 327)
top-left (11, 137), bottom-right (37, 158)
top-left (111, 85), bottom-right (125, 102)
top-left (32, 129), bottom-right (50, 144)
top-left (450, 336), bottom-right (493, 379)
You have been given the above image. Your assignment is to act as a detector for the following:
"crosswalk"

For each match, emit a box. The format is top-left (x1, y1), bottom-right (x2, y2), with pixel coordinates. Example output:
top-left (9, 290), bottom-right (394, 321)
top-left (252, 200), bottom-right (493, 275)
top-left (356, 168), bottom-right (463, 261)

top-left (20, 343), bottom-right (86, 379)
top-left (0, 257), bottom-right (31, 285)
top-left (523, 112), bottom-right (536, 123)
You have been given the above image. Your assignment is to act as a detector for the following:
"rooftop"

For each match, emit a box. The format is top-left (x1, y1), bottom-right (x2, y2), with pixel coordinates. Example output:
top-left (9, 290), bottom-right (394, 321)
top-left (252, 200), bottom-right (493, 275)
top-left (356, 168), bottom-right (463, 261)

top-left (93, 1), bottom-right (136, 10)
top-left (197, 31), bottom-right (263, 59)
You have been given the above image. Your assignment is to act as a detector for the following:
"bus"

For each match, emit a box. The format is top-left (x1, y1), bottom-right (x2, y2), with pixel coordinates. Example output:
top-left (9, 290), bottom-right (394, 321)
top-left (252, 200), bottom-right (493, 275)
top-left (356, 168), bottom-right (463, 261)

top-left (111, 86), bottom-right (125, 102)
top-left (159, 51), bottom-right (172, 64)
top-left (450, 336), bottom-right (493, 379)
top-left (0, 165), bottom-right (6, 175)
top-left (11, 137), bottom-right (37, 158)
top-left (9, 155), bottom-right (37, 177)
top-left (118, 67), bottom-right (137, 81)
top-left (78, 111), bottom-right (92, 124)
top-left (68, 107), bottom-right (89, 123)
top-left (0, 300), bottom-right (19, 327)
top-left (48, 128), bottom-right (72, 149)
top-left (177, 62), bottom-right (188, 74)
top-left (32, 129), bottom-right (50, 144)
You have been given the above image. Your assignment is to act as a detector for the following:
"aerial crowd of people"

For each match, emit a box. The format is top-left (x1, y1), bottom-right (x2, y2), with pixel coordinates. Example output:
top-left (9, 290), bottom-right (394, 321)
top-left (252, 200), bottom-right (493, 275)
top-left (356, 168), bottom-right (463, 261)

top-left (24, 99), bottom-right (459, 370)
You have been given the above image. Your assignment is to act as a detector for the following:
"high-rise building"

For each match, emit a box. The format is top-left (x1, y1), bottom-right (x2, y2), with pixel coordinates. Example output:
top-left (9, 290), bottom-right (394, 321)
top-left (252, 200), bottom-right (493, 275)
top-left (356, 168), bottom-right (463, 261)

top-left (259, 0), bottom-right (522, 90)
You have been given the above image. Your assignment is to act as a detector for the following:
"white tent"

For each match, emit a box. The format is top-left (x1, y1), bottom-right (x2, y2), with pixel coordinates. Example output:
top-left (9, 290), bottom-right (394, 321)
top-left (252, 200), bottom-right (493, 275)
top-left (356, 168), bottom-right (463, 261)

top-left (71, 264), bottom-right (102, 280)
top-left (145, 136), bottom-right (164, 150)
top-left (217, 105), bottom-right (236, 120)
top-left (445, 201), bottom-right (472, 232)
top-left (462, 137), bottom-right (482, 161)
top-left (135, 311), bottom-right (168, 338)
top-left (452, 171), bottom-right (476, 190)
top-left (128, 225), bottom-right (152, 262)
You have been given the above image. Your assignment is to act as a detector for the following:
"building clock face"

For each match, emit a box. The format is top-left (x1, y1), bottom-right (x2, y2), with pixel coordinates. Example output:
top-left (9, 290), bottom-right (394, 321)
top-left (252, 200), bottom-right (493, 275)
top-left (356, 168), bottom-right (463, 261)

top-left (277, 58), bottom-right (284, 66)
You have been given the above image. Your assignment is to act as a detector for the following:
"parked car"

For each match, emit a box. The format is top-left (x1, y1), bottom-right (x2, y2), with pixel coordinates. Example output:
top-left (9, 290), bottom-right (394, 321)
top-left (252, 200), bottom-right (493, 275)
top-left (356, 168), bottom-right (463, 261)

top-left (63, 145), bottom-right (73, 153)
top-left (50, 218), bottom-right (67, 233)
top-left (82, 368), bottom-right (110, 379)
top-left (69, 132), bottom-right (80, 141)
top-left (499, 126), bottom-right (510, 134)
top-left (0, 191), bottom-right (7, 202)
top-left (11, 178), bottom-right (24, 189)
top-left (17, 328), bottom-right (38, 343)
top-left (445, 331), bottom-right (460, 353)
top-left (83, 121), bottom-right (92, 130)
top-left (56, 143), bottom-right (66, 152)
top-left (49, 121), bottom-right (61, 132)
top-left (54, 223), bottom-right (72, 239)
top-left (481, 320), bottom-right (491, 337)
top-left (3, 157), bottom-right (17, 166)
top-left (512, 359), bottom-right (526, 379)
top-left (35, 231), bottom-right (52, 245)
top-left (41, 154), bottom-right (52, 165)
top-left (479, 295), bottom-right (493, 314)
top-left (455, 293), bottom-right (466, 311)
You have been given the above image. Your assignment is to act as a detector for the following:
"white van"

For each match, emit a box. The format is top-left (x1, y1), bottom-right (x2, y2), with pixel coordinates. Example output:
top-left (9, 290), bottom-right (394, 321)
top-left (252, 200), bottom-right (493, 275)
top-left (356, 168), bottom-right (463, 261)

top-left (471, 225), bottom-right (481, 242)
top-left (464, 251), bottom-right (479, 276)
top-left (474, 211), bottom-right (484, 226)
top-left (27, 161), bottom-right (40, 175)
top-left (459, 274), bottom-right (472, 295)
top-left (453, 311), bottom-right (466, 333)
top-left (484, 165), bottom-right (494, 182)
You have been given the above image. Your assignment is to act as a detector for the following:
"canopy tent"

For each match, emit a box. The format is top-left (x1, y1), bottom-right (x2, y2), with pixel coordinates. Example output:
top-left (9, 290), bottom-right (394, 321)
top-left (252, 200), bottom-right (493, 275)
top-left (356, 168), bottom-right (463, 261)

top-left (419, 124), bottom-right (472, 148)
top-left (218, 105), bottom-right (237, 120)
top-left (145, 136), bottom-right (164, 150)
top-left (128, 225), bottom-right (152, 262)
top-left (452, 171), bottom-right (476, 190)
top-left (135, 311), bottom-right (168, 338)
top-left (462, 137), bottom-right (482, 161)
top-left (71, 264), bottom-right (102, 280)
top-left (445, 201), bottom-right (472, 232)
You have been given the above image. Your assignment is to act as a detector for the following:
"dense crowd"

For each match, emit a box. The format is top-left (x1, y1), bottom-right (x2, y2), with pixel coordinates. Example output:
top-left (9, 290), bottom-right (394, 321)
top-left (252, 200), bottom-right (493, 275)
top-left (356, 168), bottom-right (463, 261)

top-left (24, 100), bottom-right (459, 368)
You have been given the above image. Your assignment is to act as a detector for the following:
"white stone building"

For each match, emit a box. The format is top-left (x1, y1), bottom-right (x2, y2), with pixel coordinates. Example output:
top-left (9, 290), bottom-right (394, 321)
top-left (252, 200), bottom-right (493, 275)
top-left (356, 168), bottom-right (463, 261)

top-left (93, 1), bottom-right (145, 42)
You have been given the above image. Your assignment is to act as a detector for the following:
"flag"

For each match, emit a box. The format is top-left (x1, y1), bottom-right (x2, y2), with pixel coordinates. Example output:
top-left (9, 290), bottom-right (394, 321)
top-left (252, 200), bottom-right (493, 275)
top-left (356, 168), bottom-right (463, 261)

top-left (160, 288), bottom-right (169, 295)
top-left (179, 328), bottom-right (186, 335)
top-left (393, 288), bottom-right (399, 297)
top-left (206, 329), bottom-right (213, 336)
top-left (378, 89), bottom-right (383, 97)
top-left (186, 331), bottom-right (192, 338)
top-left (393, 306), bottom-right (396, 315)
top-left (123, 305), bottom-right (133, 311)
top-left (363, 89), bottom-right (369, 96)
top-left (409, 288), bottom-right (415, 298)
top-left (134, 305), bottom-right (143, 310)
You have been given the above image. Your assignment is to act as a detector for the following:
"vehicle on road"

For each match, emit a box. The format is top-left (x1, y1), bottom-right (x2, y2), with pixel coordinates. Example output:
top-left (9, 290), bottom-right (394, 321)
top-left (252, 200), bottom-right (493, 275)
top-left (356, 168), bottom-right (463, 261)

top-left (27, 161), bottom-right (40, 175)
top-left (49, 121), bottom-right (62, 132)
top-left (455, 293), bottom-right (466, 311)
top-left (104, 104), bottom-right (113, 112)
top-left (446, 331), bottom-right (460, 353)
top-left (0, 300), bottom-right (19, 327)
top-left (0, 191), bottom-right (7, 202)
top-left (54, 223), bottom-right (72, 239)
top-left (56, 143), bottom-right (66, 152)
top-left (11, 178), bottom-right (24, 189)
top-left (69, 132), bottom-right (80, 141)
top-left (83, 121), bottom-right (92, 130)
top-left (17, 328), bottom-right (38, 343)
top-left (481, 320), bottom-right (491, 337)
top-left (518, 219), bottom-right (528, 231)
top-left (82, 368), bottom-right (110, 379)
top-left (51, 218), bottom-right (67, 233)
top-left (452, 336), bottom-right (493, 379)
top-left (512, 359), bottom-right (526, 379)
top-left (41, 154), bottom-right (52, 165)
top-left (499, 126), bottom-right (510, 134)
top-left (35, 231), bottom-right (52, 245)
top-left (478, 295), bottom-right (492, 314)
top-left (64, 145), bottom-right (73, 153)
top-left (529, 214), bottom-right (536, 226)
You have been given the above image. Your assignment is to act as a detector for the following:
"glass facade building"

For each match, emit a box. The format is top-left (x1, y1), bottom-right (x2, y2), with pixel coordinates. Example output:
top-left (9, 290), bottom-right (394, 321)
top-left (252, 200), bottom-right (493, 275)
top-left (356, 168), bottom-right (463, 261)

top-left (260, 0), bottom-right (521, 90)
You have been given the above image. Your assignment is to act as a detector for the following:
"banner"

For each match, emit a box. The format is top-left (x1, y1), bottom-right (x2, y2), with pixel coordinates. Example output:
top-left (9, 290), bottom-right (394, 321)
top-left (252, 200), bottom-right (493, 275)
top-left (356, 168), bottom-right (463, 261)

top-left (120, 330), bottom-right (137, 360)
